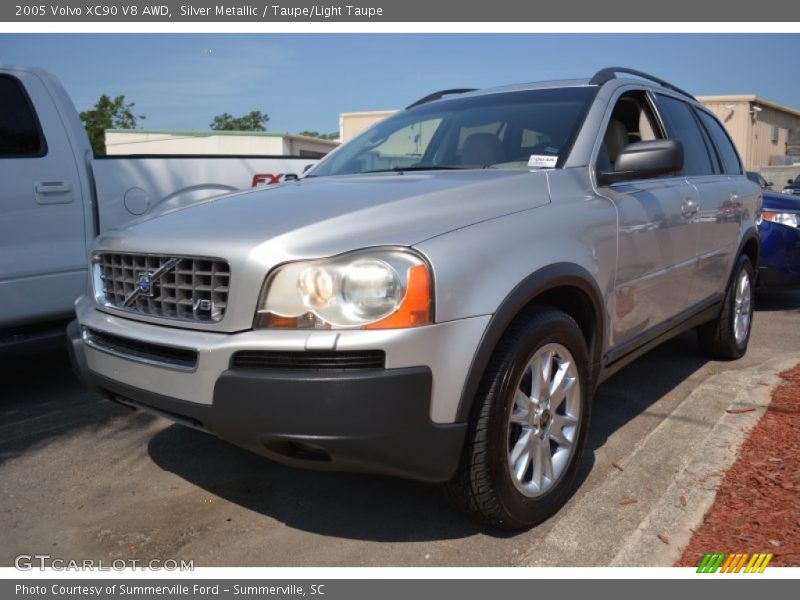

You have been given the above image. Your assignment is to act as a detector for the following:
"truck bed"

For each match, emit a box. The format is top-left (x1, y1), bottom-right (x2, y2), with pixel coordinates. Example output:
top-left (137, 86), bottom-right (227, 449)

top-left (92, 154), bottom-right (317, 231)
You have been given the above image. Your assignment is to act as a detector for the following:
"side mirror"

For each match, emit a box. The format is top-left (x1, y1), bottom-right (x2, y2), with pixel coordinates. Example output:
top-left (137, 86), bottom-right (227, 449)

top-left (598, 139), bottom-right (683, 185)
top-left (767, 181), bottom-right (774, 187)
top-left (303, 164), bottom-right (314, 174)
top-left (789, 179), bottom-right (794, 185)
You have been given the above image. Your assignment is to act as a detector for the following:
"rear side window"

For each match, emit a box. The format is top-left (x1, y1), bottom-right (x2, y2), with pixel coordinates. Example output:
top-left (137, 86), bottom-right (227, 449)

top-left (696, 110), bottom-right (743, 175)
top-left (0, 75), bottom-right (45, 157)
top-left (655, 94), bottom-right (713, 177)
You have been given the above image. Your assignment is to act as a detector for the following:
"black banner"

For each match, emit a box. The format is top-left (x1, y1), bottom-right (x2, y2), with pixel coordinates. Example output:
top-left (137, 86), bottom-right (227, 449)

top-left (3, 0), bottom-right (800, 22)
top-left (5, 579), bottom-right (796, 600)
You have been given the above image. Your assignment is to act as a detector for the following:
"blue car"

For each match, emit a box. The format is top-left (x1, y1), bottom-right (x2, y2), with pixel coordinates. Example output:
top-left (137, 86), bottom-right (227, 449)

top-left (758, 190), bottom-right (800, 287)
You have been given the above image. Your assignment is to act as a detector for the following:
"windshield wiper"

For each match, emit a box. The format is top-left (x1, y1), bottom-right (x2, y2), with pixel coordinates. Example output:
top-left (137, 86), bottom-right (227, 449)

top-left (361, 164), bottom-right (488, 174)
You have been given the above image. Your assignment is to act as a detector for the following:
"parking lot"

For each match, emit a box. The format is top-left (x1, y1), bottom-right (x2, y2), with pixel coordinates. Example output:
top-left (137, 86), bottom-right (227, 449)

top-left (2, 288), bottom-right (800, 567)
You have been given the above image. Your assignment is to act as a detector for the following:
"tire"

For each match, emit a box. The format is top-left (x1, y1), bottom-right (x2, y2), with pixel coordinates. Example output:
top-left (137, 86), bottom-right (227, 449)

top-left (445, 307), bottom-right (591, 530)
top-left (697, 254), bottom-right (755, 360)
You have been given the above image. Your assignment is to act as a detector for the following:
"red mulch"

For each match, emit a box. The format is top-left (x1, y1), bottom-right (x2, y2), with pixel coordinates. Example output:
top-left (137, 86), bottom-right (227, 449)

top-left (676, 364), bottom-right (800, 567)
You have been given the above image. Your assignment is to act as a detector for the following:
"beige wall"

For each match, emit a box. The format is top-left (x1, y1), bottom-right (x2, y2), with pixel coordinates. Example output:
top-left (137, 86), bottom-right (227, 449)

top-left (280, 136), bottom-right (339, 157)
top-left (698, 96), bottom-right (800, 170)
top-left (105, 131), bottom-right (338, 157)
top-left (751, 105), bottom-right (798, 169)
top-left (340, 111), bottom-right (396, 143)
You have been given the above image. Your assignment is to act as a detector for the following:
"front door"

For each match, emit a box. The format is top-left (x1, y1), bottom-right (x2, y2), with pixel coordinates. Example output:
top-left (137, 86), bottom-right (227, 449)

top-left (596, 90), bottom-right (697, 348)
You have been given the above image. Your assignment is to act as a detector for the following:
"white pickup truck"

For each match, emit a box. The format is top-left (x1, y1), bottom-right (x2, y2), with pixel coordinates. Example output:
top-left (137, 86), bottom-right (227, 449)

top-left (0, 65), bottom-right (321, 350)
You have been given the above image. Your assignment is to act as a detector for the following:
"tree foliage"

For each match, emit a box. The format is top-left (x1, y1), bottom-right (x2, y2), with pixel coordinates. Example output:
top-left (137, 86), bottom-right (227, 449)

top-left (298, 130), bottom-right (339, 140)
top-left (210, 110), bottom-right (270, 131)
top-left (80, 94), bottom-right (143, 156)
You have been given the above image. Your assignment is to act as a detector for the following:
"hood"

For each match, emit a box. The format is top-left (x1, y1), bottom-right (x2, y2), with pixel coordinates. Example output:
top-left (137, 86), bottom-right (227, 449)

top-left (763, 190), bottom-right (800, 211)
top-left (97, 170), bottom-right (551, 259)
top-left (93, 169), bottom-right (552, 333)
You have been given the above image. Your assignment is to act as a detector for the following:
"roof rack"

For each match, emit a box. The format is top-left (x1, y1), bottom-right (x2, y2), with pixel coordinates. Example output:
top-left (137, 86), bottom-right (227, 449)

top-left (589, 67), bottom-right (695, 100)
top-left (406, 88), bottom-right (477, 109)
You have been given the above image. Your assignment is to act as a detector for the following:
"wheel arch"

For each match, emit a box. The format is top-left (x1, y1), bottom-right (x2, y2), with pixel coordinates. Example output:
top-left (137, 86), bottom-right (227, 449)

top-left (454, 263), bottom-right (605, 422)
top-left (739, 227), bottom-right (759, 270)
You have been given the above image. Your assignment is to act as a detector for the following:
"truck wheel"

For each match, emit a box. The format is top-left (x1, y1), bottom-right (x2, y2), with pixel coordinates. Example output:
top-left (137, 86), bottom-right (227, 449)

top-left (697, 254), bottom-right (755, 360)
top-left (445, 307), bottom-right (591, 530)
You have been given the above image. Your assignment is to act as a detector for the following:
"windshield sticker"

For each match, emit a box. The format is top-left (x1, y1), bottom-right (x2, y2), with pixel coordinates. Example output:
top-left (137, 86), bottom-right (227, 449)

top-left (528, 155), bottom-right (558, 169)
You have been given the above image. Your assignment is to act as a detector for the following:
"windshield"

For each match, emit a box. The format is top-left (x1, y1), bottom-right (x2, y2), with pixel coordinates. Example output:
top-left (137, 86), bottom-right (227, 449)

top-left (310, 87), bottom-right (597, 177)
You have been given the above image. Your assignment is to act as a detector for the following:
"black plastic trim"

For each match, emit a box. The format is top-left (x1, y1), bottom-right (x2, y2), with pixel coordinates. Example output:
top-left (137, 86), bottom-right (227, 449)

top-left (599, 295), bottom-right (723, 382)
top-left (736, 227), bottom-right (761, 269)
top-left (231, 349), bottom-right (385, 371)
top-left (455, 263), bottom-right (605, 422)
top-left (84, 327), bottom-right (198, 370)
top-left (212, 367), bottom-right (466, 482)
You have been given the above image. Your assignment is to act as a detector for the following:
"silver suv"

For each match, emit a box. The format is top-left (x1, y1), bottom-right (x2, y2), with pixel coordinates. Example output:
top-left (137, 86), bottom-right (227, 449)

top-left (68, 68), bottom-right (761, 529)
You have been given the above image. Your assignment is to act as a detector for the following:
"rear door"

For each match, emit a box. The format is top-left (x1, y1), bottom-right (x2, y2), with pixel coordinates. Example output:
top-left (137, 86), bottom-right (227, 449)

top-left (653, 93), bottom-right (732, 308)
top-left (693, 108), bottom-right (759, 298)
top-left (0, 70), bottom-right (87, 327)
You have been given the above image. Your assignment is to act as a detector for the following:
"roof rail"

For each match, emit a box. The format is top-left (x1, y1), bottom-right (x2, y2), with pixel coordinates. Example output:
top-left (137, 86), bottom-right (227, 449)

top-left (406, 88), bottom-right (477, 109)
top-left (589, 67), bottom-right (695, 100)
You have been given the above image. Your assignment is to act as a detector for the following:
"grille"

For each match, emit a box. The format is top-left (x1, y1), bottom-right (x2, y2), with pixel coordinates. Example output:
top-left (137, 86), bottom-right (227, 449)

top-left (231, 350), bottom-right (386, 372)
top-left (95, 253), bottom-right (229, 323)
top-left (84, 328), bottom-right (198, 369)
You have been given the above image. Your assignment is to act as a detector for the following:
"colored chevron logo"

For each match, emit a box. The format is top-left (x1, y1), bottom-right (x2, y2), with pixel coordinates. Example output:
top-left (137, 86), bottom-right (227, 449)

top-left (696, 552), bottom-right (773, 573)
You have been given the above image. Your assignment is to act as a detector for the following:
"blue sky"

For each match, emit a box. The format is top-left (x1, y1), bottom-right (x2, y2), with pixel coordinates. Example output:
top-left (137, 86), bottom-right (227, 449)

top-left (0, 34), bottom-right (798, 134)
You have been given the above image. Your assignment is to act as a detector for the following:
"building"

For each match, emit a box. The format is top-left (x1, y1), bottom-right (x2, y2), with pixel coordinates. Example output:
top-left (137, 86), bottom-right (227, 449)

top-left (339, 110), bottom-right (395, 143)
top-left (340, 96), bottom-right (800, 171)
top-left (104, 129), bottom-right (339, 157)
top-left (696, 96), bottom-right (800, 170)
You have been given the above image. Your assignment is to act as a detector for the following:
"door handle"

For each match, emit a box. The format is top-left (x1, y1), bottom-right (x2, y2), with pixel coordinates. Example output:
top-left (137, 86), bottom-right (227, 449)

top-left (682, 197), bottom-right (699, 218)
top-left (34, 180), bottom-right (74, 205)
top-left (35, 181), bottom-right (72, 194)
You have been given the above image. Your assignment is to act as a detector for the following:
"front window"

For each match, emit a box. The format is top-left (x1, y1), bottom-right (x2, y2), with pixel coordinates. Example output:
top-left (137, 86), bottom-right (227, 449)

top-left (309, 87), bottom-right (597, 177)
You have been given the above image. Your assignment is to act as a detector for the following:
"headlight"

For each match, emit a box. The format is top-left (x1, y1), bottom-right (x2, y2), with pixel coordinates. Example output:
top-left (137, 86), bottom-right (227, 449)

top-left (782, 189), bottom-right (795, 195)
top-left (255, 248), bottom-right (433, 329)
top-left (762, 211), bottom-right (799, 228)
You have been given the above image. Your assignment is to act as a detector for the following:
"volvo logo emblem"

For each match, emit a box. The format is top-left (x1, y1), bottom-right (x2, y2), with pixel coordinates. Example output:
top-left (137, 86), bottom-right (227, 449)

top-left (135, 272), bottom-right (154, 297)
top-left (122, 258), bottom-right (179, 307)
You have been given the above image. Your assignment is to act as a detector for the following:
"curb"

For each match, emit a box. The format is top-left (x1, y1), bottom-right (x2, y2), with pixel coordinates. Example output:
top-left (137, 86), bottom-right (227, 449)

top-left (609, 354), bottom-right (800, 566)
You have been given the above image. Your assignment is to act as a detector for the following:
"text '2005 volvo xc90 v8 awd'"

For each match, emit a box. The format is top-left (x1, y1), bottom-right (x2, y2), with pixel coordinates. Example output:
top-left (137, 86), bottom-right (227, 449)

top-left (68, 68), bottom-right (761, 529)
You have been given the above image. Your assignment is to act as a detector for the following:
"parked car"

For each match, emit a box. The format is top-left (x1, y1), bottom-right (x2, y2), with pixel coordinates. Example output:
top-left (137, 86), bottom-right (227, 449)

top-left (782, 174), bottom-right (800, 196)
top-left (747, 171), bottom-right (773, 190)
top-left (758, 190), bottom-right (800, 287)
top-left (0, 65), bottom-right (320, 352)
top-left (68, 67), bottom-right (760, 529)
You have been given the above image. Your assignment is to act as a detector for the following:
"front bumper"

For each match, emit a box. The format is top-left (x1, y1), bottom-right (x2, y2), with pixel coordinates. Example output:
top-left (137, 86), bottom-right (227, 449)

top-left (67, 299), bottom-right (488, 482)
top-left (757, 220), bottom-right (800, 287)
